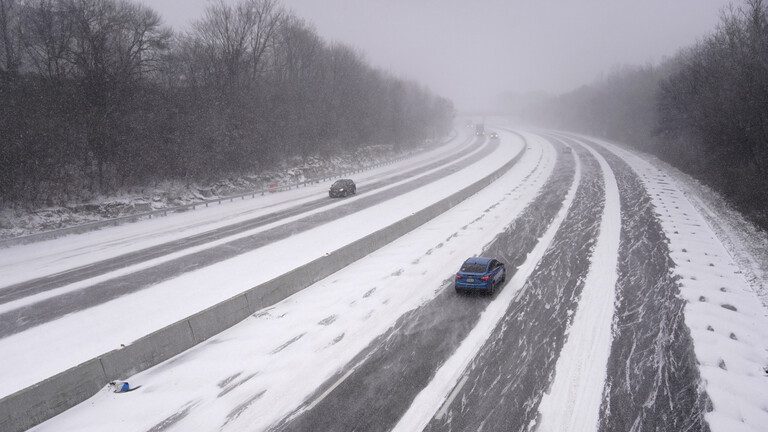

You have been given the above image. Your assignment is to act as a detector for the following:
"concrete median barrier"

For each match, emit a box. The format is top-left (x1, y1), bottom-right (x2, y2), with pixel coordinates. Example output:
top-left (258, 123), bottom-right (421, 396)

top-left (0, 133), bottom-right (526, 432)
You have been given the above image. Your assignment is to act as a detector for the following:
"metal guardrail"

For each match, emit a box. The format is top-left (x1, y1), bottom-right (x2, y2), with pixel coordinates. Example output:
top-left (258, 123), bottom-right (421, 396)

top-left (0, 131), bottom-right (458, 248)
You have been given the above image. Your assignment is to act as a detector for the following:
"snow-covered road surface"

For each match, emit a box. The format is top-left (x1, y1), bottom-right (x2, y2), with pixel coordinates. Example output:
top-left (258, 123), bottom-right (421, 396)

top-left (0, 130), bottom-right (520, 400)
top-left (0, 136), bottom-right (494, 337)
top-left (5, 128), bottom-right (768, 432)
top-left (277, 132), bottom-right (567, 432)
top-left (535, 136), bottom-right (621, 432)
top-left (28, 130), bottom-right (545, 432)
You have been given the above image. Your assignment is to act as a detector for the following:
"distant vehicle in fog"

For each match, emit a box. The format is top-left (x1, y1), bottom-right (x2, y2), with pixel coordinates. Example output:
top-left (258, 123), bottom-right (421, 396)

top-left (489, 132), bottom-right (499, 140)
top-left (455, 257), bottom-right (506, 294)
top-left (329, 179), bottom-right (356, 198)
top-left (475, 123), bottom-right (485, 136)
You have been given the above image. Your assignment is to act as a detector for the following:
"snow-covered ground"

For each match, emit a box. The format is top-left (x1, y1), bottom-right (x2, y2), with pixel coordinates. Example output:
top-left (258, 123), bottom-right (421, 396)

top-left (0, 130), bottom-right (518, 400)
top-left (30, 131), bottom-right (553, 432)
top-left (592, 136), bottom-right (768, 432)
top-left (634, 154), bottom-right (768, 309)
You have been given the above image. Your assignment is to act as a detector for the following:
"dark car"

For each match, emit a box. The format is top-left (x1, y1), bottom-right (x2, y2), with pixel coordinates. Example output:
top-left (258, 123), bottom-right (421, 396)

top-left (455, 257), bottom-right (506, 294)
top-left (489, 132), bottom-right (499, 140)
top-left (329, 179), bottom-right (356, 198)
top-left (562, 146), bottom-right (572, 153)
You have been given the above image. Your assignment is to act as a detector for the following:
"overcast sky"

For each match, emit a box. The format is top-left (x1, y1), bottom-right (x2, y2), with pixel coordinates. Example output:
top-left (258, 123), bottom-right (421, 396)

top-left (142, 0), bottom-right (733, 111)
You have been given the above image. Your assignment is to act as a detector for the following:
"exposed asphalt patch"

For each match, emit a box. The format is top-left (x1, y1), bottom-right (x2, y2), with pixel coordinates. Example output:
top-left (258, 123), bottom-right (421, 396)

top-left (217, 372), bottom-right (259, 398)
top-left (222, 390), bottom-right (267, 427)
top-left (272, 333), bottom-right (306, 354)
top-left (145, 401), bottom-right (197, 432)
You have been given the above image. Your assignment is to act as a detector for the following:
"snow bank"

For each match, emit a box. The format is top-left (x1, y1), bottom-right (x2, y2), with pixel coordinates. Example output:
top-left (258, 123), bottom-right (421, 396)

top-left (592, 137), bottom-right (768, 432)
top-left (630, 154), bottom-right (768, 309)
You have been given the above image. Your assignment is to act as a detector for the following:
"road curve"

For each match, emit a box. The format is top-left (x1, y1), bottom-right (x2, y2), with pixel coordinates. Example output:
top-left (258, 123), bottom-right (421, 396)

top-left (271, 135), bottom-right (576, 432)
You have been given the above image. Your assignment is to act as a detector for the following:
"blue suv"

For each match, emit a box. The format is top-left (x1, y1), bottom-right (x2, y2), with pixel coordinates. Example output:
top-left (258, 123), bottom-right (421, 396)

top-left (455, 257), bottom-right (506, 294)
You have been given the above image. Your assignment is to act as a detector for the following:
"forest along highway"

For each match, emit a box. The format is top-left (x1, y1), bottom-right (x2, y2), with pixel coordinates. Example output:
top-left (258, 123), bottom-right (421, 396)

top-left (5, 130), bottom-right (768, 432)
top-left (0, 136), bottom-right (493, 338)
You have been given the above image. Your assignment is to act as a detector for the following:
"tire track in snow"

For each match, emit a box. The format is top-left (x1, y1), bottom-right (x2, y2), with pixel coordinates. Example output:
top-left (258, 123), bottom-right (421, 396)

top-left (270, 135), bottom-right (571, 432)
top-left (410, 137), bottom-right (604, 432)
top-left (534, 136), bottom-right (621, 432)
top-left (572, 137), bottom-right (712, 432)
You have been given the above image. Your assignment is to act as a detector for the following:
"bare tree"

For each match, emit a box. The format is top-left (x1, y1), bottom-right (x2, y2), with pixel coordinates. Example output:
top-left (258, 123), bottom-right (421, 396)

top-left (1, 0), bottom-right (454, 209)
top-left (0, 0), bottom-right (21, 74)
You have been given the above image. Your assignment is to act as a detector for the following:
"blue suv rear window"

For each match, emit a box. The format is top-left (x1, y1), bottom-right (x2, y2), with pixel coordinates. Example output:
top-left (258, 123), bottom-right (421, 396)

top-left (460, 263), bottom-right (487, 273)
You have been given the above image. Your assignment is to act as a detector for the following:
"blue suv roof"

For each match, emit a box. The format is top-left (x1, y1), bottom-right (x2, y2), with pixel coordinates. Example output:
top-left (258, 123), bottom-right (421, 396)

top-left (464, 257), bottom-right (492, 265)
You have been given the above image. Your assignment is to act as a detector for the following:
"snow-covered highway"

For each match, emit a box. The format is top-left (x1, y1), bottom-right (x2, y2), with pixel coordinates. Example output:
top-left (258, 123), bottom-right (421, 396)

top-left (0, 134), bottom-right (496, 338)
top-left (2, 129), bottom-right (767, 432)
top-left (0, 128), bottom-right (524, 401)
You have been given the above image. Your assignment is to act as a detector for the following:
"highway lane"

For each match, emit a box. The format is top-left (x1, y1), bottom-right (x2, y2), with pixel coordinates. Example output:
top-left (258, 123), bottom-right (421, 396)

top-left (8, 130), bottom-right (535, 432)
top-left (0, 137), bottom-right (507, 338)
top-left (271, 135), bottom-right (576, 432)
top-left (414, 136), bottom-right (603, 432)
top-left (575, 135), bottom-right (712, 432)
top-left (0, 135), bottom-right (477, 304)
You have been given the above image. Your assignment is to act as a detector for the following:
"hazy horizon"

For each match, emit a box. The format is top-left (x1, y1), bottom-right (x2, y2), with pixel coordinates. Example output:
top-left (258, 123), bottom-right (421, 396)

top-left (141, 0), bottom-right (733, 111)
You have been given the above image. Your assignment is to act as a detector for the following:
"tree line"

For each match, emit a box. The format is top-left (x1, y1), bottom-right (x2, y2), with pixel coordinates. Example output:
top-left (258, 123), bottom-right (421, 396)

top-left (508, 0), bottom-right (768, 229)
top-left (0, 0), bottom-right (454, 205)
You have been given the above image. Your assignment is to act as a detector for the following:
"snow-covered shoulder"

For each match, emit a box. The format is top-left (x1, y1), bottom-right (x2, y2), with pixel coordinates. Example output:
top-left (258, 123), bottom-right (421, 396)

top-left (591, 136), bottom-right (768, 432)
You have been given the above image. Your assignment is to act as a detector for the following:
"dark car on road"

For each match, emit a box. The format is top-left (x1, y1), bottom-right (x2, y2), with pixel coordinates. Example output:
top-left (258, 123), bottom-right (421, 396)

top-left (489, 132), bottom-right (499, 140)
top-left (455, 257), bottom-right (506, 294)
top-left (329, 179), bottom-right (356, 198)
